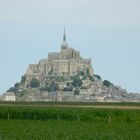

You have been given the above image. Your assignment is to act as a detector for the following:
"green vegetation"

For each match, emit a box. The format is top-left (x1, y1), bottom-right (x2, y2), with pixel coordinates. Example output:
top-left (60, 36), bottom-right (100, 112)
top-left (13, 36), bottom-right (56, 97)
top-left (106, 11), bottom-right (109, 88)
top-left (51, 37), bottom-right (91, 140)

top-left (0, 105), bottom-right (140, 122)
top-left (94, 74), bottom-right (101, 80)
top-left (80, 70), bottom-right (85, 76)
top-left (86, 68), bottom-right (90, 76)
top-left (30, 78), bottom-right (40, 88)
top-left (0, 104), bottom-right (140, 140)
top-left (72, 75), bottom-right (82, 87)
top-left (6, 75), bottom-right (27, 93)
top-left (0, 120), bottom-right (140, 140)
top-left (63, 86), bottom-right (73, 91)
top-left (41, 81), bottom-right (59, 92)
top-left (103, 80), bottom-right (114, 87)
top-left (89, 75), bottom-right (94, 81)
top-left (39, 70), bottom-right (94, 92)
top-left (14, 82), bottom-right (19, 88)
top-left (49, 82), bottom-right (59, 91)
top-left (7, 87), bottom-right (17, 93)
top-left (21, 74), bottom-right (26, 83)
top-left (85, 68), bottom-right (94, 81)
top-left (74, 87), bottom-right (80, 95)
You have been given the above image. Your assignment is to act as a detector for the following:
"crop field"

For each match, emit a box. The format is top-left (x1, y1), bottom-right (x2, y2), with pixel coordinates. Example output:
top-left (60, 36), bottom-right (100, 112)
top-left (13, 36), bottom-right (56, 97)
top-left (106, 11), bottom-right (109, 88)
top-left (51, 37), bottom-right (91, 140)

top-left (0, 102), bottom-right (140, 140)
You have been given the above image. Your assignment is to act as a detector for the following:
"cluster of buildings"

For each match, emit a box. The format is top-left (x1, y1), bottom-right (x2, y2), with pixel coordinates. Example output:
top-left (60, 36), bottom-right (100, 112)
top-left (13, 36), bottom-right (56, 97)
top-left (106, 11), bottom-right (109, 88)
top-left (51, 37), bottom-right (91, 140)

top-left (26, 29), bottom-right (93, 86)
top-left (0, 29), bottom-right (139, 102)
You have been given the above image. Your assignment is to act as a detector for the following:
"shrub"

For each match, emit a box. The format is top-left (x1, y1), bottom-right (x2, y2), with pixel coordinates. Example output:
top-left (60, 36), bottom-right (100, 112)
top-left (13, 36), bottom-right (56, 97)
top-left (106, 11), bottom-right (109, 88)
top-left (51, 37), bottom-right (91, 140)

top-left (94, 74), bottom-right (101, 80)
top-left (30, 78), bottom-right (40, 88)
top-left (7, 87), bottom-right (17, 93)
top-left (103, 80), bottom-right (113, 87)
top-left (74, 88), bottom-right (80, 95)
top-left (72, 75), bottom-right (82, 87)
top-left (21, 75), bottom-right (26, 83)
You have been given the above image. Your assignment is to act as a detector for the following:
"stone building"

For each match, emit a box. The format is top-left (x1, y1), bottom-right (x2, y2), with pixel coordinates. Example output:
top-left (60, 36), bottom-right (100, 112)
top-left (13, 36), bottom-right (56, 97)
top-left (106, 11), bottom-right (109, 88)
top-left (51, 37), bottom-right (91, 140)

top-left (2, 92), bottom-right (16, 101)
top-left (26, 29), bottom-right (94, 83)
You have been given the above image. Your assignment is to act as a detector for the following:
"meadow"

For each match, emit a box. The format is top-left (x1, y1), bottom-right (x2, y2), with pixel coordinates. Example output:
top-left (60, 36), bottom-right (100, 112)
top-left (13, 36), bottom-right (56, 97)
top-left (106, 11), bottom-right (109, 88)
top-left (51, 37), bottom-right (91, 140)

top-left (0, 102), bottom-right (140, 140)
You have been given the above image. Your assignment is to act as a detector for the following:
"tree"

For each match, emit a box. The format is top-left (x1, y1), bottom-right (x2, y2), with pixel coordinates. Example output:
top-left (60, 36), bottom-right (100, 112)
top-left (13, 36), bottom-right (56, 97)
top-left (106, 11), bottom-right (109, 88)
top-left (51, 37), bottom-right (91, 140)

top-left (103, 80), bottom-right (113, 87)
top-left (86, 68), bottom-right (94, 81)
top-left (86, 68), bottom-right (90, 76)
top-left (74, 88), bottom-right (80, 95)
top-left (94, 74), bottom-right (101, 80)
top-left (7, 87), bottom-right (17, 93)
top-left (80, 71), bottom-right (85, 76)
top-left (82, 75), bottom-right (87, 80)
top-left (58, 76), bottom-right (65, 82)
top-left (66, 82), bottom-right (71, 87)
top-left (63, 86), bottom-right (73, 91)
top-left (72, 75), bottom-right (82, 87)
top-left (30, 78), bottom-right (40, 88)
top-left (40, 82), bottom-right (49, 91)
top-left (21, 75), bottom-right (26, 83)
top-left (49, 82), bottom-right (59, 91)
top-left (89, 75), bottom-right (94, 82)
top-left (14, 82), bottom-right (19, 88)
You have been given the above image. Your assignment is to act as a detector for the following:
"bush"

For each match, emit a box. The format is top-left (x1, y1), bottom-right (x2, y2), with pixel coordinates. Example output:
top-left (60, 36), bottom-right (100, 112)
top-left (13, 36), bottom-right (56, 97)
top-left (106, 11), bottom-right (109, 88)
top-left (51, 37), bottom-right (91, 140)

top-left (21, 75), bottom-right (26, 83)
top-left (72, 75), bottom-right (82, 87)
top-left (30, 78), bottom-right (40, 88)
top-left (49, 82), bottom-right (59, 91)
top-left (7, 87), bottom-right (17, 93)
top-left (80, 71), bottom-right (85, 76)
top-left (74, 88), bottom-right (80, 95)
top-left (86, 68), bottom-right (90, 77)
top-left (89, 75), bottom-right (94, 81)
top-left (103, 80), bottom-right (113, 87)
top-left (14, 83), bottom-right (19, 88)
top-left (63, 86), bottom-right (73, 91)
top-left (82, 75), bottom-right (87, 80)
top-left (94, 74), bottom-right (101, 80)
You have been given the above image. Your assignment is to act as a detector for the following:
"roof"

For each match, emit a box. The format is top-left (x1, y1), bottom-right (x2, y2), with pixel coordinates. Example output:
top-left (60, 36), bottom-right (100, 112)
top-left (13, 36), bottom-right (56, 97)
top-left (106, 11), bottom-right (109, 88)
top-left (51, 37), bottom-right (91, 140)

top-left (48, 52), bottom-right (60, 55)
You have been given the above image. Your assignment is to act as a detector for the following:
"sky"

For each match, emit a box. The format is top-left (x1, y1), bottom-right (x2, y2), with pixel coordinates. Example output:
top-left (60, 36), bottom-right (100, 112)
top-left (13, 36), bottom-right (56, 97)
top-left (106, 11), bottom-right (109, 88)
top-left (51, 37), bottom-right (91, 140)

top-left (0, 0), bottom-right (140, 94)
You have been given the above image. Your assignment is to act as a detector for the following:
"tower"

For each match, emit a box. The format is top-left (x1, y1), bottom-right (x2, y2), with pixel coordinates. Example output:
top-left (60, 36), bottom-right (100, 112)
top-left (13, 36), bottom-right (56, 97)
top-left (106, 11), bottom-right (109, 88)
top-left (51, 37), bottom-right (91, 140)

top-left (63, 27), bottom-right (66, 42)
top-left (61, 27), bottom-right (69, 59)
top-left (61, 27), bottom-right (68, 50)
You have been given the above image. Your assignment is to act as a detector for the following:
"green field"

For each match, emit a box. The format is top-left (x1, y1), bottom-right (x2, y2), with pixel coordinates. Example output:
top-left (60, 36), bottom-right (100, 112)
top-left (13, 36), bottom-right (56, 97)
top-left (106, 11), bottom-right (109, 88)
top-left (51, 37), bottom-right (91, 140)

top-left (0, 102), bottom-right (140, 140)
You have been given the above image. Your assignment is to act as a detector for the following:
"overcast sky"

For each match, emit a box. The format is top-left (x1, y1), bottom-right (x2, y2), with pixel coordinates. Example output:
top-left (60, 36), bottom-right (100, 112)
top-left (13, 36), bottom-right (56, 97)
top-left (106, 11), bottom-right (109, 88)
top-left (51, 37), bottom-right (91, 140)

top-left (0, 0), bottom-right (140, 94)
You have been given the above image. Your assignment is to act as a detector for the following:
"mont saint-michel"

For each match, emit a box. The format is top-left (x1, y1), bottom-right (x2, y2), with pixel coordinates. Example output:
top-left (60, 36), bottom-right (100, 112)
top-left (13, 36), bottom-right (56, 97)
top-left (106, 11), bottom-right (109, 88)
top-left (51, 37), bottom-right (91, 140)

top-left (26, 29), bottom-right (94, 85)
top-left (0, 30), bottom-right (139, 102)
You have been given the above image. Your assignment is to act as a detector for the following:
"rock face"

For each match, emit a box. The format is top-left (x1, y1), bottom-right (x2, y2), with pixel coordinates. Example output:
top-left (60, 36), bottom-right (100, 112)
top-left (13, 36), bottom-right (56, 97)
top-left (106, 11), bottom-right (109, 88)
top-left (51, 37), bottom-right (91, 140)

top-left (26, 30), bottom-right (94, 86)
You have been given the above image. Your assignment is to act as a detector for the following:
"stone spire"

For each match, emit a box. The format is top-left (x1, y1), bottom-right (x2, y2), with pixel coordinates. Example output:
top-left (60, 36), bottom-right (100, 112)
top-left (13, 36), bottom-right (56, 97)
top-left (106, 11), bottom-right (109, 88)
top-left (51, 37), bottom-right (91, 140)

top-left (63, 27), bottom-right (66, 42)
top-left (61, 27), bottom-right (68, 49)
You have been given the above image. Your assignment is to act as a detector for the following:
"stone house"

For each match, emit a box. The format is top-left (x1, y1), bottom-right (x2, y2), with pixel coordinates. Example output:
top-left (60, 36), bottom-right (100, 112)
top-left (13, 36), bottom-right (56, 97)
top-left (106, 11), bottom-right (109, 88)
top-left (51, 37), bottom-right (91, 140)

top-left (3, 92), bottom-right (16, 101)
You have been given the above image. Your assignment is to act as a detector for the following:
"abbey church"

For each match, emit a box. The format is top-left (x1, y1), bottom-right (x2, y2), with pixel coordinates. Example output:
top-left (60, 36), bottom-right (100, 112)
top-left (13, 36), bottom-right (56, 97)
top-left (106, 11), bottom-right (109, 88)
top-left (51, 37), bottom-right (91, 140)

top-left (26, 29), bottom-right (94, 83)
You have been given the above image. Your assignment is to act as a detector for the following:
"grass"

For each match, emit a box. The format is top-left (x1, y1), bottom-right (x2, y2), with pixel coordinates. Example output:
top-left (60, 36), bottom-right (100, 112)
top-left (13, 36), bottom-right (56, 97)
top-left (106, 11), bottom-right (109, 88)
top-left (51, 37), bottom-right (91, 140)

top-left (0, 120), bottom-right (140, 140)
top-left (0, 104), bottom-right (140, 140)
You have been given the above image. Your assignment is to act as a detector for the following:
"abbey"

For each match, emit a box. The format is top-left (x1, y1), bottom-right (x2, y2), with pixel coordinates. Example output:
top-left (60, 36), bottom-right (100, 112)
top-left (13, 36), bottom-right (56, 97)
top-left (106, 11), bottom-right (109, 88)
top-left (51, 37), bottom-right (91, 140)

top-left (3, 29), bottom-right (132, 102)
top-left (26, 29), bottom-right (94, 83)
